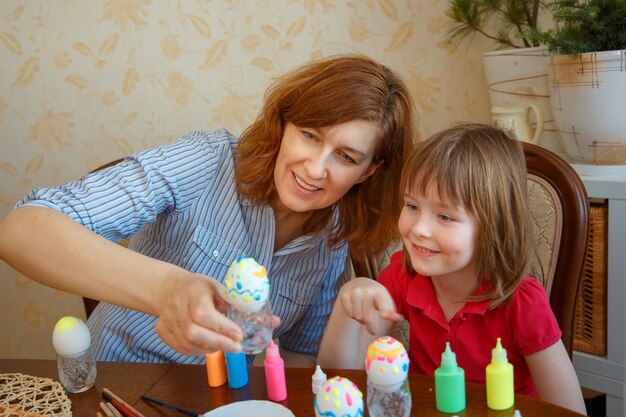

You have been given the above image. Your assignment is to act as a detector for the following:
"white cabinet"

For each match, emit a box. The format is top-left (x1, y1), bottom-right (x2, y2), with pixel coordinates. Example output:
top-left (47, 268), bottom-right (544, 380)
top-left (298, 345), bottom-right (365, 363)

top-left (574, 175), bottom-right (626, 417)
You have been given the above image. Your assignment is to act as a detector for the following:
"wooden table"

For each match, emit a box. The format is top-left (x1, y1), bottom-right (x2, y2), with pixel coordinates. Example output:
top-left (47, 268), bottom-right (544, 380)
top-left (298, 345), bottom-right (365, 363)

top-left (0, 359), bottom-right (585, 416)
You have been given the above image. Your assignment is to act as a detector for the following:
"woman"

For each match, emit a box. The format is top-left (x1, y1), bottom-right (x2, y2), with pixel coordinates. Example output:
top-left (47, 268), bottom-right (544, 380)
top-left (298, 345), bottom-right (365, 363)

top-left (0, 54), bottom-right (417, 365)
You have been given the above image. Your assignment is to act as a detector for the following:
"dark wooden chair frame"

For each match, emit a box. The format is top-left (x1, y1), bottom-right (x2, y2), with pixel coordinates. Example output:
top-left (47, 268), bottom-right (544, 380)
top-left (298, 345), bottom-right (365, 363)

top-left (522, 141), bottom-right (589, 358)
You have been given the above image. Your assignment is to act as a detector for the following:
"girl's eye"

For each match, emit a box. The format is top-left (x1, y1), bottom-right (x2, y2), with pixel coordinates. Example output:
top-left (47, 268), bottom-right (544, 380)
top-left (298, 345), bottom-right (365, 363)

top-left (438, 214), bottom-right (454, 222)
top-left (337, 151), bottom-right (356, 164)
top-left (405, 203), bottom-right (418, 212)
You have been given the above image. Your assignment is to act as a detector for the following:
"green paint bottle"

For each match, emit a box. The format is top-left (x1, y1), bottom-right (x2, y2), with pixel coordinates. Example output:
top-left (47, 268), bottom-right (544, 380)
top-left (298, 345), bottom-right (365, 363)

top-left (434, 342), bottom-right (466, 413)
top-left (486, 337), bottom-right (515, 410)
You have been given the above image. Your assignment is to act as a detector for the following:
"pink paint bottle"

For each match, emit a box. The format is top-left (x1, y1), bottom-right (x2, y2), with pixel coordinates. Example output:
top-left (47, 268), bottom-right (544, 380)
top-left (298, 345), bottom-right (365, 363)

top-left (264, 340), bottom-right (287, 401)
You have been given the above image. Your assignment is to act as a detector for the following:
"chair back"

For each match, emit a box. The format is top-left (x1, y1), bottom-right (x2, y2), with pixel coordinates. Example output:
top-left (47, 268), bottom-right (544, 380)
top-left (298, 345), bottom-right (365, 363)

top-left (351, 142), bottom-right (590, 359)
top-left (523, 141), bottom-right (589, 358)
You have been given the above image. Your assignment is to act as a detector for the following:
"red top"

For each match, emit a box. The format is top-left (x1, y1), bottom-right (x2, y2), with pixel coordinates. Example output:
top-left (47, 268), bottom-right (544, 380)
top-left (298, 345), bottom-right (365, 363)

top-left (378, 251), bottom-right (562, 398)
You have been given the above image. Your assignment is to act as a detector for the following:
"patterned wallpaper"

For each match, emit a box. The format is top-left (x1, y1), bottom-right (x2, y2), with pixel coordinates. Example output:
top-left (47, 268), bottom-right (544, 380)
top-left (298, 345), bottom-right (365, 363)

top-left (0, 0), bottom-right (494, 359)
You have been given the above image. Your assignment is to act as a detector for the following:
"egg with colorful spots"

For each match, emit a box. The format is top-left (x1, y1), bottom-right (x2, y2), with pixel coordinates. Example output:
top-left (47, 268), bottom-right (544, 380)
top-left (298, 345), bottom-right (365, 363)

top-left (314, 376), bottom-right (364, 417)
top-left (223, 257), bottom-right (270, 313)
top-left (365, 336), bottom-right (410, 392)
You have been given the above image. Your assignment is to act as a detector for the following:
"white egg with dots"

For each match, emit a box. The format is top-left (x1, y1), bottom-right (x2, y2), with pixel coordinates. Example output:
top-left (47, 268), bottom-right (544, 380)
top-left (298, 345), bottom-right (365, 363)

top-left (223, 257), bottom-right (270, 313)
top-left (314, 376), bottom-right (364, 417)
top-left (365, 336), bottom-right (410, 392)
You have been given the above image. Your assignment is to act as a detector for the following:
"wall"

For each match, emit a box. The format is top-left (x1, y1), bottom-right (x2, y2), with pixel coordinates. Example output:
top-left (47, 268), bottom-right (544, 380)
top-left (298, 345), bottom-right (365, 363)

top-left (0, 0), bottom-right (493, 359)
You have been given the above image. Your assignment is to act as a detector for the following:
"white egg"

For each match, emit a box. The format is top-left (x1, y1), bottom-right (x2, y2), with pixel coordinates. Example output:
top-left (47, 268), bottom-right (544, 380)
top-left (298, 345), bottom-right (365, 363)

top-left (314, 376), bottom-right (364, 417)
top-left (365, 336), bottom-right (410, 392)
top-left (52, 316), bottom-right (91, 356)
top-left (223, 257), bottom-right (270, 313)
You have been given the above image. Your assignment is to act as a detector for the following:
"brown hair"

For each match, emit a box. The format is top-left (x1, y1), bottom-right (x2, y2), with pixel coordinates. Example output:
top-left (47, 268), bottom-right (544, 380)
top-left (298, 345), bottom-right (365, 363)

top-left (399, 123), bottom-right (534, 308)
top-left (235, 54), bottom-right (417, 256)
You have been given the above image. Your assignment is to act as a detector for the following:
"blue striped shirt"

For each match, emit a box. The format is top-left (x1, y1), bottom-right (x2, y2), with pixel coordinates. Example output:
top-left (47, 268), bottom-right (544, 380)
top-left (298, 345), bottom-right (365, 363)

top-left (18, 129), bottom-right (348, 363)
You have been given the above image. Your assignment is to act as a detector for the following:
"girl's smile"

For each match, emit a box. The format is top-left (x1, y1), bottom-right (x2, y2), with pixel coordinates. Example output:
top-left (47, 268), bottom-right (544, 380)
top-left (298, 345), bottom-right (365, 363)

top-left (412, 243), bottom-right (439, 256)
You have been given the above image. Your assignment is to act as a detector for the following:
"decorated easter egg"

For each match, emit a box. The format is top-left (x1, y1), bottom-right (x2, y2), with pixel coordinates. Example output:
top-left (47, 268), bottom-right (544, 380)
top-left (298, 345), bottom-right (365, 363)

top-left (314, 376), bottom-right (364, 417)
top-left (223, 257), bottom-right (270, 313)
top-left (365, 336), bottom-right (410, 392)
top-left (52, 316), bottom-right (91, 356)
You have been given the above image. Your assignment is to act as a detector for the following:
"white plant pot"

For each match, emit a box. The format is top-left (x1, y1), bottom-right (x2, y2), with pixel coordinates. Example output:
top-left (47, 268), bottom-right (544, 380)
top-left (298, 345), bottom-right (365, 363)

top-left (548, 50), bottom-right (626, 165)
top-left (483, 46), bottom-right (564, 156)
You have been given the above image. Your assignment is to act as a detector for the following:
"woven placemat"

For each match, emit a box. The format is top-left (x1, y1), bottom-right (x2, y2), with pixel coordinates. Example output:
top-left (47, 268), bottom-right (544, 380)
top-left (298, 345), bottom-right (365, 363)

top-left (0, 373), bottom-right (71, 416)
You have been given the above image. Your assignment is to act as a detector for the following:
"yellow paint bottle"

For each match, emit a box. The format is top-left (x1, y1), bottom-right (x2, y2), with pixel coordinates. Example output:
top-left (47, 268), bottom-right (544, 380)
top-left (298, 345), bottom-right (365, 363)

top-left (486, 338), bottom-right (514, 410)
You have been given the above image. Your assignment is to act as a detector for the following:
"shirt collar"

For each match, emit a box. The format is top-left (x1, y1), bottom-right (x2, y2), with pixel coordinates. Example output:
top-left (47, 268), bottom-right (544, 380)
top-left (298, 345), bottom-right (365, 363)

top-left (406, 273), bottom-right (491, 316)
top-left (240, 195), bottom-right (331, 255)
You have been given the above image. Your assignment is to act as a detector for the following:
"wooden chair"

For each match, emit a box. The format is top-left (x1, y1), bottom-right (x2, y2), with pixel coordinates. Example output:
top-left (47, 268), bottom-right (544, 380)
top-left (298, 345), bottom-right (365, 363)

top-left (351, 141), bottom-right (590, 359)
top-left (523, 141), bottom-right (589, 358)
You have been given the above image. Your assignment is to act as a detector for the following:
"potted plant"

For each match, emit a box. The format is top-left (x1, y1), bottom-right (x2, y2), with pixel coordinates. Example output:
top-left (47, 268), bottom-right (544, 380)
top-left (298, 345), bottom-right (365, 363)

top-left (446, 0), bottom-right (548, 49)
top-left (526, 0), bottom-right (626, 166)
top-left (445, 0), bottom-right (564, 155)
top-left (525, 0), bottom-right (626, 55)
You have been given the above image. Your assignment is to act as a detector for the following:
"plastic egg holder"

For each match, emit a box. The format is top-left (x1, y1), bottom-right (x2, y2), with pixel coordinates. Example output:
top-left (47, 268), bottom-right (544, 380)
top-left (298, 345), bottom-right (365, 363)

top-left (365, 336), bottom-right (411, 417)
top-left (52, 316), bottom-right (97, 393)
top-left (223, 257), bottom-right (273, 354)
top-left (314, 376), bottom-right (364, 417)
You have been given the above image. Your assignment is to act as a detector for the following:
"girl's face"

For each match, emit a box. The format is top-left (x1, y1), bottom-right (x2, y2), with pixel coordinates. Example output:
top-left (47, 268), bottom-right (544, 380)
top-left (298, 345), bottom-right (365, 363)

top-left (398, 185), bottom-right (479, 283)
top-left (272, 121), bottom-right (378, 214)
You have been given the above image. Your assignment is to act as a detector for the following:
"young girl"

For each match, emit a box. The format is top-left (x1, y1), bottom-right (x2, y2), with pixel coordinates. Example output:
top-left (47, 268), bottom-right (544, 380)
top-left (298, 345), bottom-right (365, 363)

top-left (318, 123), bottom-right (587, 414)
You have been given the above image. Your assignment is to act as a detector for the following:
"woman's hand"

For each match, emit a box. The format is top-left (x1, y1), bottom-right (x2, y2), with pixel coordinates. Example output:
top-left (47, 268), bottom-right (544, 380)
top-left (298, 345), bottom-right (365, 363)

top-left (155, 272), bottom-right (280, 355)
top-left (339, 277), bottom-right (403, 335)
top-left (155, 273), bottom-right (243, 354)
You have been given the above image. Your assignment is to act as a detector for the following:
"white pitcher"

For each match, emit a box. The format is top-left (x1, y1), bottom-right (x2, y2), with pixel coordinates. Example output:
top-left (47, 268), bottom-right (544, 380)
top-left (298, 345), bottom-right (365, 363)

top-left (491, 105), bottom-right (544, 144)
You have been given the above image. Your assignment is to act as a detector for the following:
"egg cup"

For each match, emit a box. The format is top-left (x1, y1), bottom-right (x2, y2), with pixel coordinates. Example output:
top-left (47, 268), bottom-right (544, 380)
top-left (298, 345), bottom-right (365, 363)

top-left (227, 299), bottom-right (273, 355)
top-left (57, 348), bottom-right (97, 393)
top-left (366, 378), bottom-right (411, 417)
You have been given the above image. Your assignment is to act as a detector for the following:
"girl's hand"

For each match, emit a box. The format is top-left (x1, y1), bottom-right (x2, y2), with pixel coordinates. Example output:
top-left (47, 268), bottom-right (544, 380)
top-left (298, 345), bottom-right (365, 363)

top-left (154, 272), bottom-right (280, 355)
top-left (339, 277), bottom-right (403, 334)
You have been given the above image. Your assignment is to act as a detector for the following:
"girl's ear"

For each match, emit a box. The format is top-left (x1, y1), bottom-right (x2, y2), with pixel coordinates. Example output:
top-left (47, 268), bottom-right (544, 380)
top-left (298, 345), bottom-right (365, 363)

top-left (355, 161), bottom-right (381, 184)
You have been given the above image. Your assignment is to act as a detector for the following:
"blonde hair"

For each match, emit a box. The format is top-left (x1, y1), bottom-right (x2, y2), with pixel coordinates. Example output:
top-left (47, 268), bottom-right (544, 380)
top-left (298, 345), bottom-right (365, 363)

top-left (235, 54), bottom-right (417, 256)
top-left (400, 123), bottom-right (533, 307)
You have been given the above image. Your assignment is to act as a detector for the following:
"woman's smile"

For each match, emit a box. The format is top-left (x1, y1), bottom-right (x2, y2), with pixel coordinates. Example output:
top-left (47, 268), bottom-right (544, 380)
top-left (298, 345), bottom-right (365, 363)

top-left (292, 172), bottom-right (322, 192)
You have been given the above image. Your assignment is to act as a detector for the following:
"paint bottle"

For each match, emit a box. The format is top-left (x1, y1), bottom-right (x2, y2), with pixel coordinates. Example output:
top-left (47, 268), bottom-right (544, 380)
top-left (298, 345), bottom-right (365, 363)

top-left (311, 365), bottom-right (327, 394)
top-left (434, 342), bottom-right (466, 413)
top-left (205, 351), bottom-right (227, 387)
top-left (225, 351), bottom-right (248, 389)
top-left (486, 338), bottom-right (514, 410)
top-left (264, 340), bottom-right (287, 401)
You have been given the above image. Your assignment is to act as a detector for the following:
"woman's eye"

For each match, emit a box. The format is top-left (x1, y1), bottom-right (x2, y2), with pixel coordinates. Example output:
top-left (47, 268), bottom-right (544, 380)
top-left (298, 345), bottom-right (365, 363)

top-left (303, 131), bottom-right (317, 142)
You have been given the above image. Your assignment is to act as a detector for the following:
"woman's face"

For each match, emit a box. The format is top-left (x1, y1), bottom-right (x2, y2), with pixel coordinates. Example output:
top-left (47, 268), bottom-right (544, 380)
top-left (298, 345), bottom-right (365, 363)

top-left (272, 120), bottom-right (378, 214)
